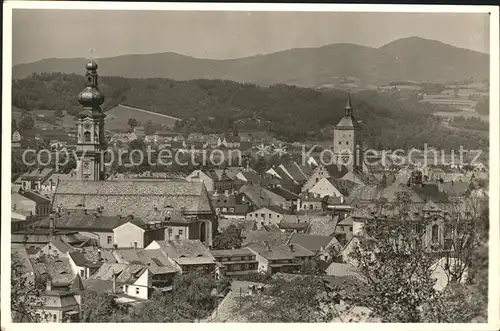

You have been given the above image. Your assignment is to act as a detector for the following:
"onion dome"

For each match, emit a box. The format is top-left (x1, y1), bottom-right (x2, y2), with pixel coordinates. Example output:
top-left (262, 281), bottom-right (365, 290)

top-left (78, 60), bottom-right (105, 108)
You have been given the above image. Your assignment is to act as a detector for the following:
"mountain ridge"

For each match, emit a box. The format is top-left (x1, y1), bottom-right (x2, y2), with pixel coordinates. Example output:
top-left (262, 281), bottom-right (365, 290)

top-left (13, 37), bottom-right (489, 86)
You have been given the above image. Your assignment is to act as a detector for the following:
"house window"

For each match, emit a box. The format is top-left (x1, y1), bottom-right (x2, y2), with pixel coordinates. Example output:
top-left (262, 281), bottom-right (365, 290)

top-left (107, 236), bottom-right (112, 244)
top-left (349, 227), bottom-right (353, 232)
top-left (431, 224), bottom-right (439, 243)
top-left (136, 287), bottom-right (139, 294)
top-left (269, 214), bottom-right (272, 219)
top-left (80, 270), bottom-right (85, 278)
top-left (125, 285), bottom-right (129, 292)
top-left (178, 229), bottom-right (183, 236)
top-left (53, 314), bottom-right (57, 322)
top-left (261, 213), bottom-right (265, 218)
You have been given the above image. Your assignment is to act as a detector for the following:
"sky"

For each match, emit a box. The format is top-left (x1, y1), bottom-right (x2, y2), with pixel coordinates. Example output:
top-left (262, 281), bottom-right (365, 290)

top-left (12, 10), bottom-right (490, 65)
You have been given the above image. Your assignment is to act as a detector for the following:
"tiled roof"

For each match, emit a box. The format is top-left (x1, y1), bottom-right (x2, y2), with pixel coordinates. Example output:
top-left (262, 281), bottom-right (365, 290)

top-left (68, 251), bottom-right (87, 267)
top-left (246, 243), bottom-right (314, 260)
top-left (210, 247), bottom-right (255, 258)
top-left (82, 247), bottom-right (117, 263)
top-left (288, 233), bottom-right (335, 253)
top-left (328, 178), bottom-right (360, 197)
top-left (242, 230), bottom-right (291, 247)
top-left (307, 214), bottom-right (339, 236)
top-left (89, 262), bottom-right (147, 284)
top-left (53, 180), bottom-right (214, 220)
top-left (155, 240), bottom-right (215, 265)
top-left (325, 165), bottom-right (349, 179)
top-left (266, 186), bottom-right (300, 201)
top-left (113, 248), bottom-right (179, 274)
top-left (31, 256), bottom-right (72, 279)
top-left (239, 171), bottom-right (261, 184)
top-left (38, 211), bottom-right (128, 231)
top-left (20, 167), bottom-right (54, 180)
top-left (335, 115), bottom-right (361, 128)
top-left (19, 191), bottom-right (51, 204)
top-left (51, 238), bottom-right (76, 254)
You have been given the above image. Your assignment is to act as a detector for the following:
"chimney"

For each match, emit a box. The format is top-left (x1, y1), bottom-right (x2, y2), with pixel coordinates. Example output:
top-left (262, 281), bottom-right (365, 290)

top-left (134, 242), bottom-right (137, 250)
top-left (84, 209), bottom-right (88, 215)
top-left (46, 279), bottom-right (52, 292)
top-left (289, 244), bottom-right (294, 252)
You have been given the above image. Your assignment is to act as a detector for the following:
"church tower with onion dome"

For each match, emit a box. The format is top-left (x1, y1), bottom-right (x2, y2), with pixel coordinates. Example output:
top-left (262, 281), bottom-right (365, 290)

top-left (333, 91), bottom-right (363, 172)
top-left (75, 59), bottom-right (106, 181)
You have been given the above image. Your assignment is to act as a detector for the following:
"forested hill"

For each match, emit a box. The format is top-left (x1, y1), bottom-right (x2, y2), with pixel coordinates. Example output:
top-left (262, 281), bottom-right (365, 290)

top-left (12, 72), bottom-right (488, 150)
top-left (12, 37), bottom-right (488, 86)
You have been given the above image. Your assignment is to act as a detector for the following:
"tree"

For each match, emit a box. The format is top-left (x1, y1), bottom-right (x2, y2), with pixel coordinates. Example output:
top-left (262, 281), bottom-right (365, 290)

top-left (128, 117), bottom-right (139, 130)
top-left (11, 252), bottom-right (47, 322)
top-left (131, 273), bottom-right (230, 322)
top-left (237, 275), bottom-right (333, 322)
top-left (54, 109), bottom-right (64, 117)
top-left (19, 115), bottom-right (34, 132)
top-left (80, 289), bottom-right (131, 322)
top-left (212, 224), bottom-right (243, 249)
top-left (340, 193), bottom-right (484, 322)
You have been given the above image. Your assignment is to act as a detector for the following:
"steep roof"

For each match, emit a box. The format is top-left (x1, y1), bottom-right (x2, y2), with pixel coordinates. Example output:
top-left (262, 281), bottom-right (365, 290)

top-left (325, 165), bottom-right (350, 179)
top-left (38, 211), bottom-right (128, 231)
top-left (335, 115), bottom-right (361, 128)
top-left (89, 262), bottom-right (147, 284)
top-left (288, 233), bottom-right (336, 253)
top-left (211, 247), bottom-right (255, 258)
top-left (113, 248), bottom-right (179, 274)
top-left (266, 186), bottom-right (300, 201)
top-left (246, 243), bottom-right (314, 260)
top-left (242, 230), bottom-right (291, 247)
top-left (155, 240), bottom-right (215, 265)
top-left (53, 180), bottom-right (214, 220)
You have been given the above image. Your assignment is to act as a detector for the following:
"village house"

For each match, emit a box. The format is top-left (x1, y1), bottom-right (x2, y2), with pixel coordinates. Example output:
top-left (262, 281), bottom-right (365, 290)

top-left (287, 233), bottom-right (342, 262)
top-left (245, 206), bottom-right (289, 229)
top-left (217, 135), bottom-right (241, 148)
top-left (145, 239), bottom-right (217, 275)
top-left (85, 262), bottom-right (152, 301)
top-left (113, 217), bottom-right (166, 249)
top-left (111, 247), bottom-right (181, 290)
top-left (308, 177), bottom-right (359, 200)
top-left (212, 192), bottom-right (250, 220)
top-left (301, 164), bottom-right (349, 193)
top-left (33, 276), bottom-right (84, 323)
top-left (37, 209), bottom-right (127, 249)
top-left (210, 247), bottom-right (259, 279)
top-left (12, 129), bottom-right (22, 148)
top-left (245, 242), bottom-right (315, 274)
top-left (19, 168), bottom-right (55, 191)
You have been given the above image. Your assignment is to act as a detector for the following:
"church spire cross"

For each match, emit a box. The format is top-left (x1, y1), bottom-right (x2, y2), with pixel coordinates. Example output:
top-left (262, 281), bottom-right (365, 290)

top-left (345, 90), bottom-right (353, 116)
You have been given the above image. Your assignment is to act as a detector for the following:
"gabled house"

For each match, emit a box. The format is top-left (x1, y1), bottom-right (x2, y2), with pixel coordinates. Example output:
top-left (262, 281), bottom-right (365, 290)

top-left (287, 233), bottom-right (342, 261)
top-left (210, 248), bottom-right (259, 279)
top-left (12, 129), bottom-right (22, 148)
top-left (34, 275), bottom-right (84, 323)
top-left (245, 206), bottom-right (289, 229)
top-left (19, 168), bottom-right (55, 191)
top-left (245, 242), bottom-right (315, 274)
top-left (113, 218), bottom-right (166, 249)
top-left (85, 262), bottom-right (151, 301)
top-left (308, 177), bottom-right (358, 199)
top-left (301, 164), bottom-right (349, 193)
top-left (145, 239), bottom-right (217, 275)
top-left (68, 251), bottom-right (103, 280)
